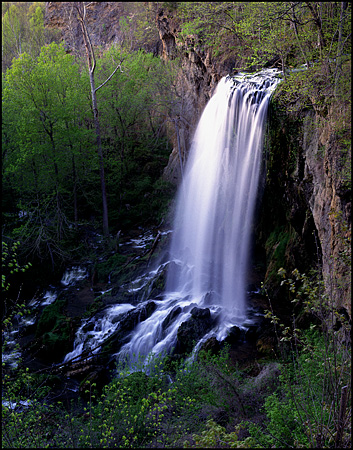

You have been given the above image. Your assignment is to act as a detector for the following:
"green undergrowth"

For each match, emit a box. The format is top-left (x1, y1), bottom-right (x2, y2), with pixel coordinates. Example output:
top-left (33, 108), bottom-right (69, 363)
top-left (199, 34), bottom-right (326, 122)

top-left (2, 253), bottom-right (351, 448)
top-left (4, 306), bottom-right (350, 448)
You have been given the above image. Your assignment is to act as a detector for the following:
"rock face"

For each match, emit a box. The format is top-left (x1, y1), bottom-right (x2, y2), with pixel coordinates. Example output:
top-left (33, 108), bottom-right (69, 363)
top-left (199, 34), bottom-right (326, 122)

top-left (175, 307), bottom-right (214, 355)
top-left (156, 9), bottom-right (237, 185)
top-left (261, 100), bottom-right (351, 317)
top-left (44, 2), bottom-right (161, 55)
top-left (302, 108), bottom-right (351, 313)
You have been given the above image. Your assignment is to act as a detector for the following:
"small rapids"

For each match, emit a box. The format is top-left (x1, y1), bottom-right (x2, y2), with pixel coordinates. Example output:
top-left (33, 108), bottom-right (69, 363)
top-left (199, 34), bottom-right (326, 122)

top-left (2, 266), bottom-right (89, 369)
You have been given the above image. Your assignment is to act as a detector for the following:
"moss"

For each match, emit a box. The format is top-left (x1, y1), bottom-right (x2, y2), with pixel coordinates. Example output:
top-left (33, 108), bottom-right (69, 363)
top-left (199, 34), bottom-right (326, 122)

top-left (264, 226), bottom-right (296, 284)
top-left (35, 294), bottom-right (74, 360)
top-left (41, 324), bottom-right (71, 358)
top-left (35, 296), bottom-right (68, 338)
top-left (82, 298), bottom-right (104, 319)
top-left (94, 253), bottom-right (128, 283)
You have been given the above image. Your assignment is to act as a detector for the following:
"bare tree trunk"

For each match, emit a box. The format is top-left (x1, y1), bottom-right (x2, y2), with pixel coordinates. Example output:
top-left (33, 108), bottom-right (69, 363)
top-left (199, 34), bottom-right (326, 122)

top-left (89, 69), bottom-right (110, 237)
top-left (72, 154), bottom-right (78, 229)
top-left (75, 2), bottom-right (109, 237)
top-left (74, 2), bottom-right (124, 238)
top-left (290, 2), bottom-right (311, 68)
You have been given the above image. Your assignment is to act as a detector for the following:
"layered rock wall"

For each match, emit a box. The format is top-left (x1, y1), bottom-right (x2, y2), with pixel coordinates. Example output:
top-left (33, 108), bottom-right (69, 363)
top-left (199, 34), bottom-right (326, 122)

top-left (303, 110), bottom-right (351, 313)
top-left (261, 100), bottom-right (351, 316)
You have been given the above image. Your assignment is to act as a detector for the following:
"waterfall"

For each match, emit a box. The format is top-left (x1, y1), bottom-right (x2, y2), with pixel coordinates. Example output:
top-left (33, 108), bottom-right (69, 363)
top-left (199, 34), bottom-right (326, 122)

top-left (62, 69), bottom-right (280, 369)
top-left (166, 70), bottom-right (280, 320)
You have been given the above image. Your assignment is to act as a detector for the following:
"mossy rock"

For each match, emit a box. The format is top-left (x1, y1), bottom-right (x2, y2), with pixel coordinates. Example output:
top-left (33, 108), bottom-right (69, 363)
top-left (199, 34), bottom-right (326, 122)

top-left (41, 324), bottom-right (72, 360)
top-left (35, 296), bottom-right (68, 337)
top-left (83, 298), bottom-right (104, 319)
top-left (94, 253), bottom-right (129, 283)
top-left (34, 294), bottom-right (77, 361)
top-left (264, 225), bottom-right (296, 285)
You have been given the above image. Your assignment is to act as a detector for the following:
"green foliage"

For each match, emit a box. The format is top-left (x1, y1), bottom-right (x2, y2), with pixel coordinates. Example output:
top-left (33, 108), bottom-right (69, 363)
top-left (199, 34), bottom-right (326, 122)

top-left (264, 226), bottom-right (295, 284)
top-left (259, 267), bottom-right (351, 448)
top-left (94, 253), bottom-right (128, 283)
top-left (247, 326), bottom-right (351, 448)
top-left (2, 240), bottom-right (32, 292)
top-left (184, 418), bottom-right (257, 448)
top-left (2, 2), bottom-right (60, 71)
top-left (2, 240), bottom-right (32, 334)
top-left (2, 41), bottom-right (94, 266)
top-left (2, 366), bottom-right (55, 448)
top-left (2, 40), bottom-right (176, 268)
top-left (35, 296), bottom-right (66, 337)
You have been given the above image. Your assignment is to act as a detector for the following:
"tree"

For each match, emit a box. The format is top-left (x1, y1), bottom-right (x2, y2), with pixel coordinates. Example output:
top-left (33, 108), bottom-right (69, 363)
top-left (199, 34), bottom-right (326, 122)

top-left (74, 1), bottom-right (124, 238)
top-left (2, 2), bottom-right (59, 71)
top-left (2, 42), bottom-right (92, 267)
top-left (93, 45), bottom-right (176, 228)
top-left (2, 2), bottom-right (28, 68)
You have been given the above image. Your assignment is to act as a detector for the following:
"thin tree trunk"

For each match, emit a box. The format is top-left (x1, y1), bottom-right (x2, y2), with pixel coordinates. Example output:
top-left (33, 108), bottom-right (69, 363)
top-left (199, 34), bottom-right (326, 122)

top-left (305, 2), bottom-right (326, 51)
top-left (290, 2), bottom-right (310, 68)
top-left (72, 154), bottom-right (78, 229)
top-left (89, 69), bottom-right (110, 237)
top-left (75, 2), bottom-right (110, 238)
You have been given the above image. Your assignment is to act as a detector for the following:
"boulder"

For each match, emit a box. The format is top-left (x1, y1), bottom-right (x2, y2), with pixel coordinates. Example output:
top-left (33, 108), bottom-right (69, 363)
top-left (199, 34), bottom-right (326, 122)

top-left (175, 307), bottom-right (214, 355)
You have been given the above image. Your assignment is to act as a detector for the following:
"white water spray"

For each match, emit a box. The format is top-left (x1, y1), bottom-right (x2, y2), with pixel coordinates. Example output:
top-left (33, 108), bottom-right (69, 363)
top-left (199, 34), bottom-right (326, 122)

top-left (166, 70), bottom-right (280, 321)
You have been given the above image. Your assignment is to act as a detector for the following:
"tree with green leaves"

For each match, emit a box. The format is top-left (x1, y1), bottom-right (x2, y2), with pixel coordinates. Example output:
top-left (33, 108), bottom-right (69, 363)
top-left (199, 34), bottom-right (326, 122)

top-left (2, 2), bottom-right (59, 71)
top-left (74, 1), bottom-right (125, 239)
top-left (2, 42), bottom-right (93, 267)
top-left (91, 44), bottom-right (176, 228)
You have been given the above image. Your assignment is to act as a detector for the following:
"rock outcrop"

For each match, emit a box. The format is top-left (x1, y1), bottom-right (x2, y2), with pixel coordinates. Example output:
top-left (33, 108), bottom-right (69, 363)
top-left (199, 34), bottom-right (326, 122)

top-left (302, 107), bottom-right (351, 313)
top-left (261, 98), bottom-right (351, 316)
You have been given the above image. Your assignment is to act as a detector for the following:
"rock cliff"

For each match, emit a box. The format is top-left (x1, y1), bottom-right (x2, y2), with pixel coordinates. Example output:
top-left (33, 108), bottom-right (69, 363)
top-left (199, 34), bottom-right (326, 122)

top-left (260, 97), bottom-right (351, 316)
top-left (45, 2), bottom-right (161, 55)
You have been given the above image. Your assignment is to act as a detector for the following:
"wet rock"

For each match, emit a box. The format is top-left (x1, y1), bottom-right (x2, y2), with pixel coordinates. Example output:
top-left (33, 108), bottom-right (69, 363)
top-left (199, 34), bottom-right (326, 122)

top-left (176, 307), bottom-right (214, 355)
top-left (162, 306), bottom-right (182, 330)
top-left (202, 291), bottom-right (221, 306)
top-left (82, 322), bottom-right (95, 333)
top-left (101, 302), bottom-right (157, 356)
top-left (103, 289), bottom-right (139, 306)
top-left (190, 306), bottom-right (211, 320)
top-left (223, 326), bottom-right (245, 346)
top-left (199, 336), bottom-right (221, 356)
top-left (148, 270), bottom-right (167, 299)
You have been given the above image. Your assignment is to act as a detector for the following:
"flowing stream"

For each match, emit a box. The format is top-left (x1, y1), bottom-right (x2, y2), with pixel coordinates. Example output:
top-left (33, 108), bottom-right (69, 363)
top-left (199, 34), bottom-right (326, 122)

top-left (64, 69), bottom-right (281, 370)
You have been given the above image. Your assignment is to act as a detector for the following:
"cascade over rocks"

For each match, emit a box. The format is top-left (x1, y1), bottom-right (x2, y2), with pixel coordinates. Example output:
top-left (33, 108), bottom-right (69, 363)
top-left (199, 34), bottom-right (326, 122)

top-left (26, 5), bottom-right (350, 397)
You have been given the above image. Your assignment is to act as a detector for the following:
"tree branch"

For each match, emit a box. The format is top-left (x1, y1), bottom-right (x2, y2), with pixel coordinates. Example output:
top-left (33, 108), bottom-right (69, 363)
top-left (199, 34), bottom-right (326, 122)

top-left (95, 59), bottom-right (125, 93)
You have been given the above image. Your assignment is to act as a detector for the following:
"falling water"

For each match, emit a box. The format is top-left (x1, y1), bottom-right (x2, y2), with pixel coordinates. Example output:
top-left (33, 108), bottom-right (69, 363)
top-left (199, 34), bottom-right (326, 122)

top-left (63, 69), bottom-right (281, 368)
top-left (166, 70), bottom-right (280, 320)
